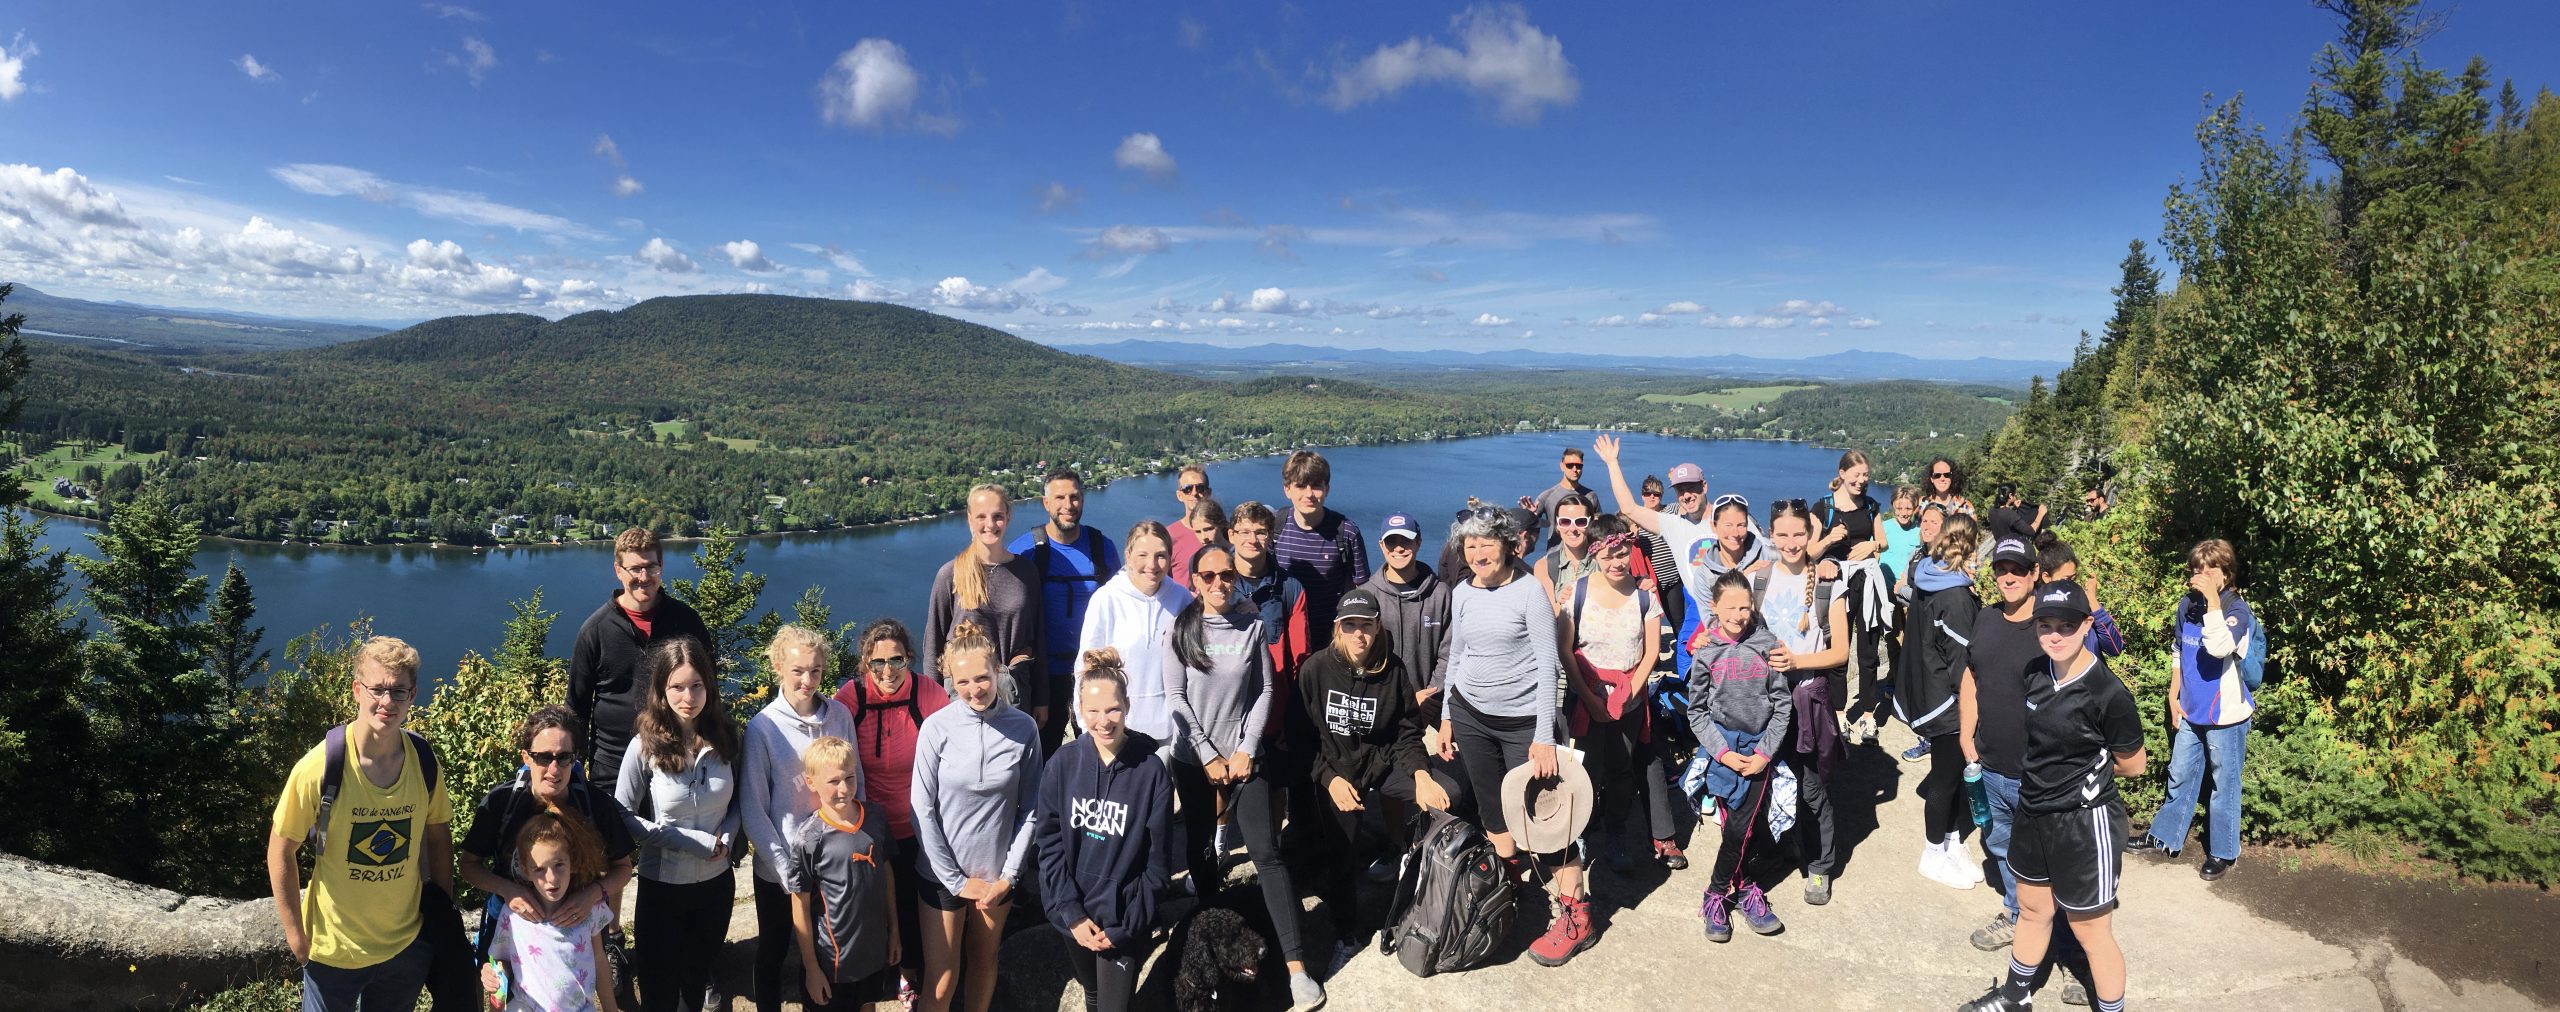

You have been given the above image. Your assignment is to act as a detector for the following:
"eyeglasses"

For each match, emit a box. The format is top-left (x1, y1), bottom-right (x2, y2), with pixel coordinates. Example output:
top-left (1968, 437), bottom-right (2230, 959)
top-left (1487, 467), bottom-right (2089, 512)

top-left (1195, 569), bottom-right (1238, 584)
top-left (357, 683), bottom-right (415, 705)
top-left (619, 560), bottom-right (661, 575)
top-left (865, 655), bottom-right (910, 670)
top-left (1555, 516), bottom-right (1590, 529)
top-left (525, 750), bottom-right (575, 767)
top-left (1180, 483), bottom-right (1210, 495)
top-left (1231, 526), bottom-right (1271, 540)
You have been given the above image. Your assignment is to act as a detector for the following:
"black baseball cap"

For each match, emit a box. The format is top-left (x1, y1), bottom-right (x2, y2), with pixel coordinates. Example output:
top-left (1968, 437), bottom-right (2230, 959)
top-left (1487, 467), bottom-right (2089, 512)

top-left (1990, 538), bottom-right (2037, 568)
top-left (2031, 580), bottom-right (2093, 623)
top-left (1335, 587), bottom-right (1384, 625)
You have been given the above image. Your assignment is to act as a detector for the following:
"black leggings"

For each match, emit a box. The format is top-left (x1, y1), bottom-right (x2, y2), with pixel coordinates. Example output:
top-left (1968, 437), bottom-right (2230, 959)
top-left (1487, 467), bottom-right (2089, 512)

top-left (1708, 772), bottom-right (1777, 894)
top-left (751, 874), bottom-right (792, 1012)
top-left (1920, 732), bottom-right (1966, 841)
top-left (1449, 700), bottom-right (1535, 838)
top-left (1172, 764), bottom-right (1305, 963)
top-left (1582, 714), bottom-right (1677, 842)
top-left (637, 871), bottom-right (733, 1012)
top-left (1066, 945), bottom-right (1144, 1012)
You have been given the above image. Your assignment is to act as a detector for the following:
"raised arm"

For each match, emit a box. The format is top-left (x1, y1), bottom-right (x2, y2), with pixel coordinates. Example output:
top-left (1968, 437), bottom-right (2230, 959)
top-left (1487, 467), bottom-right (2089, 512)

top-left (1589, 434), bottom-right (1663, 535)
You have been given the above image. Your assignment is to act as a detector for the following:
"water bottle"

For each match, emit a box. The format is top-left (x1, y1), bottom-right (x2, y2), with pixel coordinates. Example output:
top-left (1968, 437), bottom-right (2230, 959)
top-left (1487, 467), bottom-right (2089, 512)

top-left (1964, 762), bottom-right (1991, 827)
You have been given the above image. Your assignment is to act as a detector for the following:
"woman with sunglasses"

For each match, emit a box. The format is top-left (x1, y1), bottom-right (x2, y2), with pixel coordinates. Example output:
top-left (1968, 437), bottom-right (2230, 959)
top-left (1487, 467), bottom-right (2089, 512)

top-left (829, 619), bottom-right (951, 995)
top-left (911, 619), bottom-right (1044, 1012)
top-left (1921, 457), bottom-right (1976, 517)
top-left (458, 705), bottom-right (644, 997)
top-left (1534, 493), bottom-right (1602, 604)
top-left (923, 484), bottom-right (1045, 723)
top-left (1172, 497), bottom-right (1229, 587)
top-left (614, 637), bottom-right (744, 1012)
top-left (1756, 498), bottom-right (1852, 905)
top-left (1588, 437), bottom-right (1766, 681)
top-left (742, 625), bottom-right (861, 1012)
top-left (1162, 542), bottom-right (1325, 1009)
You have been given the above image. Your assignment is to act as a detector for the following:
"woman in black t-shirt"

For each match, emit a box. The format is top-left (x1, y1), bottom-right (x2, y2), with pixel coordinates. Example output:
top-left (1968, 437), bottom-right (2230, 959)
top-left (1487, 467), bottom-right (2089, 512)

top-left (1813, 450), bottom-right (1888, 740)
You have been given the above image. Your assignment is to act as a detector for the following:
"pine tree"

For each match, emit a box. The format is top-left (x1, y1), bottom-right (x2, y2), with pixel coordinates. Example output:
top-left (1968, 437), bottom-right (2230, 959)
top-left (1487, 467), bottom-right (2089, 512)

top-left (205, 562), bottom-right (269, 690)
top-left (666, 527), bottom-right (779, 704)
top-left (0, 284), bottom-right (28, 510)
top-left (0, 510), bottom-right (91, 863)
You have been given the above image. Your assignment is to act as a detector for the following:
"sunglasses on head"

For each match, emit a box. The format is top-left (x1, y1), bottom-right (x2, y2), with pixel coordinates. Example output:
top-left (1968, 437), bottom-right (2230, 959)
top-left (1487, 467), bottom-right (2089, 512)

top-left (1714, 493), bottom-right (1749, 507)
top-left (1770, 498), bottom-right (1811, 519)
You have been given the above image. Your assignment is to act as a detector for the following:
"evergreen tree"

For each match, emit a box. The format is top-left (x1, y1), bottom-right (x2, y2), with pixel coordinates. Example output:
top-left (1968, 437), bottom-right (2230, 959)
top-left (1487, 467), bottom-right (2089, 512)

top-left (205, 562), bottom-right (269, 690)
top-left (665, 527), bottom-right (779, 703)
top-left (0, 510), bottom-right (91, 863)
top-left (0, 284), bottom-right (28, 510)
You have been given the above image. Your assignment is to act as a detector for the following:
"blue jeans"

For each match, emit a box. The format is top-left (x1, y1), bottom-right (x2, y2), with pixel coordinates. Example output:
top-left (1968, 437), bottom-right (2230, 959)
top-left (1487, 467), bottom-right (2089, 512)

top-left (1980, 766), bottom-right (2022, 919)
top-left (2148, 716), bottom-right (2250, 862)
top-left (301, 932), bottom-right (431, 1012)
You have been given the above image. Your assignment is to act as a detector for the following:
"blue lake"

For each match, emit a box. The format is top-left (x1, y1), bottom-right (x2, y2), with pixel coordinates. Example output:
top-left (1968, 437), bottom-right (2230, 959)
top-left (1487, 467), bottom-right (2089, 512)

top-left (28, 433), bottom-right (1839, 680)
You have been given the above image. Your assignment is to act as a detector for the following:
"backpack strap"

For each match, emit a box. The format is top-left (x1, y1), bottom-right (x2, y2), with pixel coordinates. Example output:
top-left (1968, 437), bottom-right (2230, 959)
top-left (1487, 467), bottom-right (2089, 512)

top-left (1570, 575), bottom-right (1591, 632)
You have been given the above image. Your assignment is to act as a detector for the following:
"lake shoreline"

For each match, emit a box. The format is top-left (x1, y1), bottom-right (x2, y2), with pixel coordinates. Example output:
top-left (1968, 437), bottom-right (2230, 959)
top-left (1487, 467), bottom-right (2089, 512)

top-left (28, 427), bottom-right (1808, 556)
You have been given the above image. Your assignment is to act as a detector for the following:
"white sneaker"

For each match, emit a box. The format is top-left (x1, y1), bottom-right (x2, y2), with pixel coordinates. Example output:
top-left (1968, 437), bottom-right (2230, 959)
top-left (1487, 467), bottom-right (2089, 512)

top-left (1289, 971), bottom-right (1328, 1011)
top-left (1946, 836), bottom-right (1986, 883)
top-left (1920, 845), bottom-right (1976, 891)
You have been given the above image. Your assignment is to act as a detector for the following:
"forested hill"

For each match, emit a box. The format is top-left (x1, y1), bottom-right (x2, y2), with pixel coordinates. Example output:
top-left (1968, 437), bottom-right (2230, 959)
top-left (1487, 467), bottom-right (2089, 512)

top-left (12, 294), bottom-right (1514, 542)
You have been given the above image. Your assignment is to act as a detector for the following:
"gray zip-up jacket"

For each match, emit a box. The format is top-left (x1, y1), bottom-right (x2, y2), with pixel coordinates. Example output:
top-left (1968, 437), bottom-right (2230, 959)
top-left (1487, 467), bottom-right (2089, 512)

top-left (741, 695), bottom-right (860, 884)
top-left (614, 739), bottom-right (743, 885)
top-left (911, 697), bottom-right (1045, 892)
top-left (1162, 609), bottom-right (1274, 765)
top-left (1684, 620), bottom-right (1793, 758)
top-left (1361, 564), bottom-right (1451, 690)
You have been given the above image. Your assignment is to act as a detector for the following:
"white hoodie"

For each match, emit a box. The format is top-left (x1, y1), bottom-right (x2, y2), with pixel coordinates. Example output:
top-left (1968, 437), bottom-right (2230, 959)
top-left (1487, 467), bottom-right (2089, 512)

top-left (1074, 571), bottom-right (1194, 740)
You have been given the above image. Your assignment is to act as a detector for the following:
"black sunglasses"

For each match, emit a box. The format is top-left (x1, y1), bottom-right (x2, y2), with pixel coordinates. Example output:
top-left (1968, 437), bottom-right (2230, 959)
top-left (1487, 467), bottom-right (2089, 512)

top-left (525, 750), bottom-right (575, 768)
top-left (1180, 482), bottom-right (1210, 494)
top-left (1769, 498), bottom-right (1811, 519)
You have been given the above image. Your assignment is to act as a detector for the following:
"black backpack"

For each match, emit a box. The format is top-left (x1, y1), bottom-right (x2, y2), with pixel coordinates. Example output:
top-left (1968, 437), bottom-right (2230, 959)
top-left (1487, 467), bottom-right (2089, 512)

top-left (1379, 809), bottom-right (1518, 977)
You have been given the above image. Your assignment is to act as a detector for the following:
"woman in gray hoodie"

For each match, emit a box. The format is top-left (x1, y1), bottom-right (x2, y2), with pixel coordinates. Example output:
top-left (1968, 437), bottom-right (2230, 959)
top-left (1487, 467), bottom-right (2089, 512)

top-left (1161, 543), bottom-right (1322, 1011)
top-left (910, 621), bottom-right (1043, 1012)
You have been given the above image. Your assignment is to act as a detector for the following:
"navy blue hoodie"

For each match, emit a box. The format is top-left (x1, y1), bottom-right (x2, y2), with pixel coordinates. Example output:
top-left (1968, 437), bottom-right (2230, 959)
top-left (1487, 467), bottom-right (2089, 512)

top-left (1035, 728), bottom-right (1173, 949)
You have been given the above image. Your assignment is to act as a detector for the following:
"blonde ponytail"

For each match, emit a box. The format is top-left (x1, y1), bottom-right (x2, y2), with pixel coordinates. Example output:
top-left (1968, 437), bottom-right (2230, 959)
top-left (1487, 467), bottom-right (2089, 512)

top-left (951, 483), bottom-right (1011, 610)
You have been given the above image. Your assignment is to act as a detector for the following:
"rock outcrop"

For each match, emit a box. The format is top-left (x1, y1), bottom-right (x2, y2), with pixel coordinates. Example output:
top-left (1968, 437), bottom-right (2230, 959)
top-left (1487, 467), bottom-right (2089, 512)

top-left (0, 853), bottom-right (292, 1011)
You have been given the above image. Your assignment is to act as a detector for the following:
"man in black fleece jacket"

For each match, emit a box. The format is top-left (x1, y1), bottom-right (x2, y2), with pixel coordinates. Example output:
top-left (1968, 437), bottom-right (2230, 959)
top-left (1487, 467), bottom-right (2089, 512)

top-left (566, 527), bottom-right (712, 785)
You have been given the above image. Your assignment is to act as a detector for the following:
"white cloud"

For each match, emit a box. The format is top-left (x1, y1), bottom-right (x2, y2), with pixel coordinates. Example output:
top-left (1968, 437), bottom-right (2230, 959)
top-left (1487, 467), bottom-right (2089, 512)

top-left (819, 39), bottom-right (958, 135)
top-left (238, 54), bottom-right (279, 82)
top-left (1701, 314), bottom-right (1796, 329)
top-left (636, 237), bottom-right (697, 273)
top-left (1848, 317), bottom-right (1881, 329)
top-left (1093, 256), bottom-right (1142, 280)
top-left (1327, 4), bottom-right (1579, 125)
top-left (922, 270), bottom-right (1079, 315)
top-left (1090, 224), bottom-right (1171, 256)
top-left (1007, 266), bottom-right (1068, 295)
top-left (1, 164), bottom-right (138, 226)
top-left (1471, 312), bottom-right (1512, 326)
top-left (1765, 299), bottom-right (1848, 317)
top-left (271, 163), bottom-right (598, 237)
top-left (395, 238), bottom-right (540, 302)
top-left (1, 33), bottom-right (37, 102)
top-left (722, 240), bottom-right (777, 272)
top-left (1591, 314), bottom-right (1628, 327)
top-left (1247, 287), bottom-right (1309, 314)
top-left (1113, 133), bottom-right (1177, 181)
top-left (1635, 313), bottom-right (1675, 327)
top-left (787, 243), bottom-right (869, 276)
top-left (1653, 299), bottom-right (1707, 315)
top-left (424, 3), bottom-right (484, 21)
top-left (593, 134), bottom-right (643, 198)
top-left (440, 35), bottom-right (497, 87)
top-left (1037, 181), bottom-right (1083, 214)
top-left (847, 279), bottom-right (906, 302)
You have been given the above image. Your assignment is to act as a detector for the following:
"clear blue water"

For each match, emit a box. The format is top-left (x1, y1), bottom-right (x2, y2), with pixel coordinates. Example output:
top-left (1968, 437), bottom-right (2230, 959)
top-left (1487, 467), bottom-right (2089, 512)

top-left (26, 433), bottom-right (1838, 680)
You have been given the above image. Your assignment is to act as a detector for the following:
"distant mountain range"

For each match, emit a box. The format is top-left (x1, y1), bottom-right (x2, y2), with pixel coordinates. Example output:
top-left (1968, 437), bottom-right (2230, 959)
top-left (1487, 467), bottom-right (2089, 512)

top-left (1058, 338), bottom-right (2064, 386)
top-left (1, 284), bottom-right (392, 353)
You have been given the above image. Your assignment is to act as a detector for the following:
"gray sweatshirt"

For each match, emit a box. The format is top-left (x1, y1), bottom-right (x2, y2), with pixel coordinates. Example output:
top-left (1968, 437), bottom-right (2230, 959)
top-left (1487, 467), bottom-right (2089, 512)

top-left (1362, 564), bottom-right (1451, 690)
top-left (613, 740), bottom-right (742, 885)
top-left (741, 696), bottom-right (860, 884)
top-left (1161, 609), bottom-right (1274, 765)
top-left (1684, 621), bottom-right (1793, 757)
top-left (922, 555), bottom-right (1045, 702)
top-left (910, 698), bottom-right (1045, 892)
top-left (1445, 573), bottom-right (1564, 745)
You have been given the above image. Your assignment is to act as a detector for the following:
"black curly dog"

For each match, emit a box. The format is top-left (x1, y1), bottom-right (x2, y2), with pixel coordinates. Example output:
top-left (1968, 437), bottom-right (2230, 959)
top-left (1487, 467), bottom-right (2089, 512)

top-left (1172, 904), bottom-right (1269, 1012)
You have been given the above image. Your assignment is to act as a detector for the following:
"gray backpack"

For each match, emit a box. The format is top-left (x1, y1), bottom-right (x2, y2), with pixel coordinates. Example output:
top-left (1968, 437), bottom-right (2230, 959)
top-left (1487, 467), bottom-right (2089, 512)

top-left (1380, 809), bottom-right (1518, 977)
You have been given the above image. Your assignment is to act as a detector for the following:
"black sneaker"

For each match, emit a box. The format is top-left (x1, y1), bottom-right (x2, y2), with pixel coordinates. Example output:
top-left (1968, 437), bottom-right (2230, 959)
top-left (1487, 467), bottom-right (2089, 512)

top-left (2127, 835), bottom-right (2179, 859)
top-left (1956, 984), bottom-right (2032, 1012)
top-left (603, 924), bottom-right (635, 1009)
top-left (2200, 856), bottom-right (2234, 881)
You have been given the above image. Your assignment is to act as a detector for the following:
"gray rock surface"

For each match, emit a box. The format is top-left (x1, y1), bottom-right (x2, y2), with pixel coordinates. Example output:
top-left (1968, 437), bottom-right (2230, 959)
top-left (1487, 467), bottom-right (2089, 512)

top-left (0, 853), bottom-right (292, 1011)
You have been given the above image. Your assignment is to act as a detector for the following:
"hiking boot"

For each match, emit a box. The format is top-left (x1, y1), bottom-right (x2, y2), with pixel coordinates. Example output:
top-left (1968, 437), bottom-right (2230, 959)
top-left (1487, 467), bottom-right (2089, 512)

top-left (2060, 979), bottom-right (2091, 1006)
top-left (1802, 872), bottom-right (1832, 906)
top-left (1956, 984), bottom-right (2033, 1011)
top-left (2200, 856), bottom-right (2234, 881)
top-left (1902, 739), bottom-right (1933, 763)
top-left (1653, 838), bottom-right (1690, 871)
top-left (603, 925), bottom-right (635, 1009)
top-left (1737, 883), bottom-right (1784, 935)
top-left (1969, 912), bottom-right (2016, 952)
top-left (1527, 894), bottom-right (1597, 966)
top-left (1700, 889), bottom-right (1734, 943)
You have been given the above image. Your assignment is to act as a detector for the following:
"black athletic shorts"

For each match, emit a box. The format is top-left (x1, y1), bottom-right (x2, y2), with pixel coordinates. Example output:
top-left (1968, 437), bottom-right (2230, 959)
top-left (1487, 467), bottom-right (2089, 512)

top-left (2010, 800), bottom-right (2127, 914)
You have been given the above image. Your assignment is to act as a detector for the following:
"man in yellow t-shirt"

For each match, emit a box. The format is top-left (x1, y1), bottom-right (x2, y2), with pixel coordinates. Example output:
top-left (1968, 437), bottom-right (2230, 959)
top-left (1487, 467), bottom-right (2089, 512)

top-left (266, 636), bottom-right (455, 1011)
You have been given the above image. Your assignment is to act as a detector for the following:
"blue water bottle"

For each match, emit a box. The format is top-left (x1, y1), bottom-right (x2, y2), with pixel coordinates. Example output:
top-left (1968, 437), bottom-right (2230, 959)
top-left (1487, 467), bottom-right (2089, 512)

top-left (1964, 762), bottom-right (1991, 827)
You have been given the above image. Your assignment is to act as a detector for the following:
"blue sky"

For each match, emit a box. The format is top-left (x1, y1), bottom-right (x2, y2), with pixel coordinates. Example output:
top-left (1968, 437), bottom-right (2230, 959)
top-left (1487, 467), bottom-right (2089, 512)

top-left (3, 2), bottom-right (2556, 359)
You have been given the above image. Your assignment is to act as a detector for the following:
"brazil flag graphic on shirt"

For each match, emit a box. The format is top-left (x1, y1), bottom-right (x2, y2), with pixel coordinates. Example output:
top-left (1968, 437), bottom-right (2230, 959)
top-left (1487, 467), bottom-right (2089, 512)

top-left (347, 818), bottom-right (413, 867)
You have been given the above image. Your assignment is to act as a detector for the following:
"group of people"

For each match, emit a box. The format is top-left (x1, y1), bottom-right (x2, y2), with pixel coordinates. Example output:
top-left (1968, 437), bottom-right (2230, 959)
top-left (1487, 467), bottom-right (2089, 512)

top-left (267, 442), bottom-right (2263, 1012)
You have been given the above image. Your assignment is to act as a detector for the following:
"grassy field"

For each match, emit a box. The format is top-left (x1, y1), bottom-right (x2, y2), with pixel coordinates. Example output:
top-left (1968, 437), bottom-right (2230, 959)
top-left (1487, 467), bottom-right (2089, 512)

top-left (1638, 384), bottom-right (1817, 413)
top-left (7, 441), bottom-right (167, 510)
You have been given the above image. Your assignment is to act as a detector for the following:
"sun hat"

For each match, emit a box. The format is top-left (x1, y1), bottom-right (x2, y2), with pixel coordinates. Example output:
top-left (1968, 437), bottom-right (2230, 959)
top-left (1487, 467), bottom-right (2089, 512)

top-left (1500, 753), bottom-right (1594, 855)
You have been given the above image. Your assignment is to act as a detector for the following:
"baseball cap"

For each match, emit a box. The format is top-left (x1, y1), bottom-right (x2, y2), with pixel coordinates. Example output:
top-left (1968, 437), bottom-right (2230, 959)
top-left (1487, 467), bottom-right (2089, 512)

top-left (1990, 538), bottom-right (2037, 568)
top-left (2031, 580), bottom-right (2093, 623)
top-left (1380, 513), bottom-right (1421, 542)
top-left (1506, 507), bottom-right (1542, 533)
top-left (1335, 587), bottom-right (1384, 625)
top-left (1667, 462), bottom-right (1705, 486)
